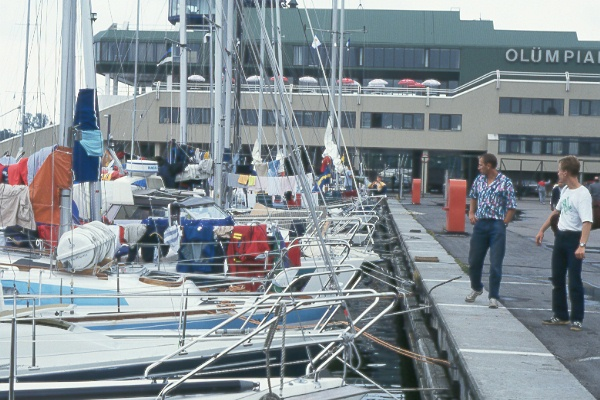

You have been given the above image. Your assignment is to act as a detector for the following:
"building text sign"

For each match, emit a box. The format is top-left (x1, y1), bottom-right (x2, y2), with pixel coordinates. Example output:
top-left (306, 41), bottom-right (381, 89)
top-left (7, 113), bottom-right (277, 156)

top-left (505, 48), bottom-right (600, 64)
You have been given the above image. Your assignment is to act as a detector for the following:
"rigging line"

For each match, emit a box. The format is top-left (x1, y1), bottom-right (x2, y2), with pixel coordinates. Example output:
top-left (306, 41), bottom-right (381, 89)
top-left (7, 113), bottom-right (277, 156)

top-left (249, 2), bottom-right (351, 323)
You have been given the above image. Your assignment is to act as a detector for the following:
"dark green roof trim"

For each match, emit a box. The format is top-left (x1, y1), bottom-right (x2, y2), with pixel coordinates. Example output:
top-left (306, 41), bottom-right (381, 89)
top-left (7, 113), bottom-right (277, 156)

top-left (95, 9), bottom-right (600, 49)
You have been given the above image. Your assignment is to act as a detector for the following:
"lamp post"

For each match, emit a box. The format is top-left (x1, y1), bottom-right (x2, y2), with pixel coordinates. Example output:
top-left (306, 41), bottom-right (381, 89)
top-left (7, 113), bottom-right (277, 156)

top-left (421, 150), bottom-right (429, 196)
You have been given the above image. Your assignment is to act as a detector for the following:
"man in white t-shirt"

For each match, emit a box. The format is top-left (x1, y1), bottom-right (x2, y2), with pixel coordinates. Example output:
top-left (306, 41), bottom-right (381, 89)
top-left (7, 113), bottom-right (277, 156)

top-left (535, 156), bottom-right (593, 332)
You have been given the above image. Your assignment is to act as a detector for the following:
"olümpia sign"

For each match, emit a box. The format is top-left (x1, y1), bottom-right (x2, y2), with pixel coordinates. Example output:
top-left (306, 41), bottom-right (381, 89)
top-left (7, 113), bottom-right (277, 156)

top-left (506, 48), bottom-right (600, 64)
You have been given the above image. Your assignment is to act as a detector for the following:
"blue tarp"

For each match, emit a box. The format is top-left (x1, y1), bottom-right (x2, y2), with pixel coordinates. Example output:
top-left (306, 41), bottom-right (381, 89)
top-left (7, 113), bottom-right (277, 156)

top-left (73, 89), bottom-right (102, 182)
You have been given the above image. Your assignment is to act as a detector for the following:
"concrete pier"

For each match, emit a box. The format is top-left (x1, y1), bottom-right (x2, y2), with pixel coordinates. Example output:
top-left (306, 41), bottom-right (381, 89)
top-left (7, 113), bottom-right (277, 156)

top-left (388, 195), bottom-right (600, 399)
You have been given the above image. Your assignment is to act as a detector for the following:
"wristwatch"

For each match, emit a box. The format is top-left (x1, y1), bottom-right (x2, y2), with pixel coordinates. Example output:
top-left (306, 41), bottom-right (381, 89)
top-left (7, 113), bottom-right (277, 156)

top-left (579, 242), bottom-right (586, 248)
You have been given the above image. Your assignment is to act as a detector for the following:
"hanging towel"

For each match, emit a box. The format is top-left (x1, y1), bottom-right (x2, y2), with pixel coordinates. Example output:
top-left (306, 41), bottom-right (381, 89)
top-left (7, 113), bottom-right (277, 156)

top-left (238, 174), bottom-right (249, 185)
top-left (248, 175), bottom-right (256, 186)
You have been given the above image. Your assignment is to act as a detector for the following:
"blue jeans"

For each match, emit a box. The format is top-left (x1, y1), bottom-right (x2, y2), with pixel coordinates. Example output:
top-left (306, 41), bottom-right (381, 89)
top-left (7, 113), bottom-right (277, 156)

top-left (468, 219), bottom-right (506, 299)
top-left (551, 230), bottom-right (585, 322)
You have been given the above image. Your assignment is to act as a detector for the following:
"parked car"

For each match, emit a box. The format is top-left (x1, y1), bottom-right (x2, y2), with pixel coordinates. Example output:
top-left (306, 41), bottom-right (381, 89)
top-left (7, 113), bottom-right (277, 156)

top-left (518, 180), bottom-right (539, 197)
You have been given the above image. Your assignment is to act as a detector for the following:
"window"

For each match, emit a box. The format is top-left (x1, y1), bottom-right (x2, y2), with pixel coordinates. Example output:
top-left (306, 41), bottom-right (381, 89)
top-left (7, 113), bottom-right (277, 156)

top-left (159, 107), bottom-right (210, 124)
top-left (361, 112), bottom-right (424, 130)
top-left (293, 46), bottom-right (304, 66)
top-left (384, 48), bottom-right (395, 68)
top-left (499, 97), bottom-right (564, 115)
top-left (570, 99), bottom-right (600, 116)
top-left (499, 134), bottom-right (600, 157)
top-left (429, 114), bottom-right (462, 131)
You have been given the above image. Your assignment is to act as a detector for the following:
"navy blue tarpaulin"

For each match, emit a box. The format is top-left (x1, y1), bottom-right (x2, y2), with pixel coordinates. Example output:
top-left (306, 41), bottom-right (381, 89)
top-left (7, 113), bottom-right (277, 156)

top-left (73, 89), bottom-right (102, 183)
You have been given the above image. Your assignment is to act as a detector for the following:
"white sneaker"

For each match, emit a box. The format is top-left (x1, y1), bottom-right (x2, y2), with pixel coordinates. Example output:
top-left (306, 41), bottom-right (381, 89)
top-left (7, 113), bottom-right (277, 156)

top-left (489, 298), bottom-right (499, 309)
top-left (465, 290), bottom-right (483, 303)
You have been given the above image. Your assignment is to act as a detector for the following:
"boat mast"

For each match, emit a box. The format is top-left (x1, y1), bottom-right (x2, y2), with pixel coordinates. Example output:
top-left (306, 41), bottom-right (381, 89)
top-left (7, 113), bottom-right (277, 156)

top-left (81, 0), bottom-right (102, 221)
top-left (131, 0), bottom-right (141, 155)
top-left (257, 0), bottom-right (266, 156)
top-left (179, 0), bottom-right (188, 145)
top-left (213, 0), bottom-right (224, 206)
top-left (20, 0), bottom-right (31, 149)
top-left (336, 0), bottom-right (345, 150)
top-left (58, 0), bottom-right (77, 237)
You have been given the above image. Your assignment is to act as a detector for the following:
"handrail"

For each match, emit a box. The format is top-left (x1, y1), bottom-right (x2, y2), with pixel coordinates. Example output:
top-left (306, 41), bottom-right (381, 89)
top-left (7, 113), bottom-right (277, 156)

top-left (146, 70), bottom-right (600, 102)
top-left (158, 289), bottom-right (398, 398)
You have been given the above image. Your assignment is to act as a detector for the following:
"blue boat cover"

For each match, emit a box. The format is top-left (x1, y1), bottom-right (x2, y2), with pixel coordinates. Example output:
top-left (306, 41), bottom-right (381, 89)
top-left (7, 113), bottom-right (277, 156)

top-left (73, 89), bottom-right (102, 182)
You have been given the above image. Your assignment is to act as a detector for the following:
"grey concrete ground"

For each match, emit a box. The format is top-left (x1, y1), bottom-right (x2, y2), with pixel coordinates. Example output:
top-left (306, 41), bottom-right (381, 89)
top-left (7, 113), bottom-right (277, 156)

top-left (398, 194), bottom-right (600, 398)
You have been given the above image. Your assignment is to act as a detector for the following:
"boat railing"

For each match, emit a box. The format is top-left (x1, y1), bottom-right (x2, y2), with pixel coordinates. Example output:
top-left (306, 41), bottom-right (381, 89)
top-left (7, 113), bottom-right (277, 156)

top-left (157, 288), bottom-right (398, 398)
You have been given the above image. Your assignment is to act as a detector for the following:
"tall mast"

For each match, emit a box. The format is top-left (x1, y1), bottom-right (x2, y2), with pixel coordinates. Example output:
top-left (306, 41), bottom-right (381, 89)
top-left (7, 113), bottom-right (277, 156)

top-left (336, 0), bottom-right (345, 149)
top-left (58, 0), bottom-right (77, 237)
top-left (131, 0), bottom-right (141, 155)
top-left (212, 0), bottom-right (224, 206)
top-left (81, 0), bottom-right (101, 221)
top-left (179, 0), bottom-right (188, 144)
top-left (20, 0), bottom-right (31, 148)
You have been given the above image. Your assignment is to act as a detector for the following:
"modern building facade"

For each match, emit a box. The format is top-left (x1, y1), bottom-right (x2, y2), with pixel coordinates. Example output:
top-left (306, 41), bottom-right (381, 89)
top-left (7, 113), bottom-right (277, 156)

top-left (3, 8), bottom-right (600, 190)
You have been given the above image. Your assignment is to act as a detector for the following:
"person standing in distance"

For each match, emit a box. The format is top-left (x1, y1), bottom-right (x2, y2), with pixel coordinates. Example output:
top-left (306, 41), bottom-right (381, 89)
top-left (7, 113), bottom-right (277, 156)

top-left (535, 156), bottom-right (592, 331)
top-left (588, 176), bottom-right (600, 202)
top-left (465, 153), bottom-right (517, 309)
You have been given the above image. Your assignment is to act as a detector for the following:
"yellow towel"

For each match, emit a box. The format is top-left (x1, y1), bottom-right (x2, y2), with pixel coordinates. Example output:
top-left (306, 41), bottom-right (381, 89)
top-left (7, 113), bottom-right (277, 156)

top-left (238, 174), bottom-right (249, 185)
top-left (248, 175), bottom-right (256, 186)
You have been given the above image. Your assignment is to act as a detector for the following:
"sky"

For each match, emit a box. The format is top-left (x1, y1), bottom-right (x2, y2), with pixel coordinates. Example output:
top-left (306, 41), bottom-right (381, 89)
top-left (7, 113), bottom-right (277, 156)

top-left (2, 0), bottom-right (600, 132)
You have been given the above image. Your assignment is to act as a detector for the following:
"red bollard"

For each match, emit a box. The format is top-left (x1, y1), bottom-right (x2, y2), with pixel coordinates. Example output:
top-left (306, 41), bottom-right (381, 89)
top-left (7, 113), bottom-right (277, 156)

top-left (443, 179), bottom-right (467, 233)
top-left (412, 179), bottom-right (421, 205)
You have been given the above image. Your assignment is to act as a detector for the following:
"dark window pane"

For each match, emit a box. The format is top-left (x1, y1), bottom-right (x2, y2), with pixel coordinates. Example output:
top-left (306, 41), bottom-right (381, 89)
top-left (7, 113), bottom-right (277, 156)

top-left (429, 49), bottom-right (440, 68)
top-left (569, 100), bottom-right (579, 116)
top-left (499, 98), bottom-right (510, 113)
top-left (451, 115), bottom-right (462, 130)
top-left (403, 114), bottom-right (414, 129)
top-left (364, 48), bottom-right (374, 67)
top-left (394, 48), bottom-right (404, 67)
top-left (521, 99), bottom-right (532, 114)
top-left (429, 114), bottom-right (440, 130)
top-left (371, 113), bottom-right (383, 128)
top-left (450, 49), bottom-right (460, 69)
top-left (591, 101), bottom-right (600, 116)
top-left (532, 99), bottom-right (543, 114)
top-left (414, 48), bottom-right (425, 68)
top-left (382, 113), bottom-right (393, 129)
top-left (373, 48), bottom-right (384, 67)
top-left (415, 114), bottom-right (424, 129)
top-left (510, 98), bottom-right (520, 113)
top-left (393, 114), bottom-right (403, 129)
top-left (384, 48), bottom-right (395, 68)
top-left (554, 99), bottom-right (564, 115)
top-left (404, 48), bottom-right (414, 68)
top-left (440, 115), bottom-right (451, 130)
top-left (361, 112), bottom-right (372, 128)
top-left (439, 49), bottom-right (450, 68)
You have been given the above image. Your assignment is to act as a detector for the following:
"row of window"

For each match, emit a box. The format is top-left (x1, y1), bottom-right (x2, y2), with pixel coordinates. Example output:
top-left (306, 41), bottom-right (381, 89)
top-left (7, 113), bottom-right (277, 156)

top-left (499, 135), bottom-right (600, 157)
top-left (360, 112), bottom-right (462, 131)
top-left (292, 47), bottom-right (460, 69)
top-left (159, 107), bottom-right (462, 132)
top-left (95, 42), bottom-right (204, 64)
top-left (159, 107), bottom-right (356, 128)
top-left (499, 97), bottom-right (564, 115)
top-left (499, 97), bottom-right (600, 117)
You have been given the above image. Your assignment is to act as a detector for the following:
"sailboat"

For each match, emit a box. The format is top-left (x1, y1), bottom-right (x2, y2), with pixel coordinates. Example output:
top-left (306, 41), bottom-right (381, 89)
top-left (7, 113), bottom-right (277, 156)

top-left (0, 3), bottom-right (410, 399)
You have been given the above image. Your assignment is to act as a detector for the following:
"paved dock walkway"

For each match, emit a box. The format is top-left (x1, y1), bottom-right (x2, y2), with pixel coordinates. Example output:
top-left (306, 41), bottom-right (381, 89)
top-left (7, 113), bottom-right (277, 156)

top-left (388, 194), bottom-right (600, 399)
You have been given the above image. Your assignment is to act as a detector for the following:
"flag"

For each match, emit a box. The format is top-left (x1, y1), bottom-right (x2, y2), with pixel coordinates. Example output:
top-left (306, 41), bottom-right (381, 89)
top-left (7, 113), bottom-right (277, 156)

top-left (312, 164), bottom-right (331, 192)
top-left (311, 35), bottom-right (321, 49)
top-left (157, 48), bottom-right (172, 66)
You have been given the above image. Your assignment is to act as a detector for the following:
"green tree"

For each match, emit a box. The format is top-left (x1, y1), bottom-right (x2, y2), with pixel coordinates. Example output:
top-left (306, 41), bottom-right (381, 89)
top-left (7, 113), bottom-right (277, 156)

top-left (0, 129), bottom-right (14, 141)
top-left (22, 112), bottom-right (50, 132)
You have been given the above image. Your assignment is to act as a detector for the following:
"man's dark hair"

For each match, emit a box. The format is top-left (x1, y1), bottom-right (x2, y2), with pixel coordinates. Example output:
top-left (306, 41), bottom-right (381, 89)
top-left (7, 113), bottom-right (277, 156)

top-left (559, 155), bottom-right (580, 177)
top-left (480, 153), bottom-right (497, 169)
